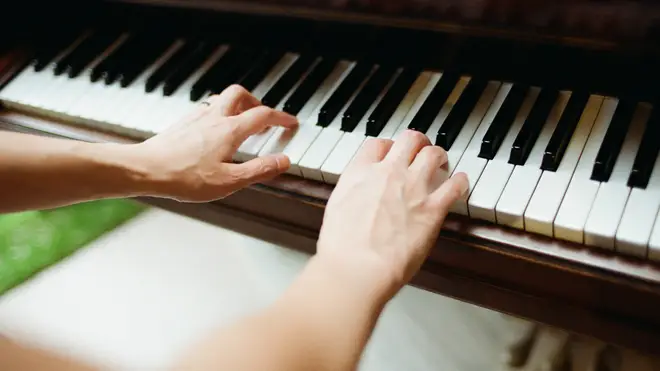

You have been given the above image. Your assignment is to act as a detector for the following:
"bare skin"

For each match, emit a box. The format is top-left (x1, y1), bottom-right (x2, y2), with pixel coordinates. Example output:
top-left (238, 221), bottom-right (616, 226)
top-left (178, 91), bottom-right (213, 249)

top-left (0, 84), bottom-right (468, 371)
top-left (0, 85), bottom-right (297, 213)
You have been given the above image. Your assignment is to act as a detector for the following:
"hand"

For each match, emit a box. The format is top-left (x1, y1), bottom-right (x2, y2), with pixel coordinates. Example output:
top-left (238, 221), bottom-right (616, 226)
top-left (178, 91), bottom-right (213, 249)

top-left (316, 130), bottom-right (468, 302)
top-left (136, 85), bottom-right (298, 202)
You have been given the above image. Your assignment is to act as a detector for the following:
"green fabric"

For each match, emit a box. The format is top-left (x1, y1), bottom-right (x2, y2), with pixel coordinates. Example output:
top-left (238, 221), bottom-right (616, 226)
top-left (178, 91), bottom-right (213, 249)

top-left (0, 199), bottom-right (147, 295)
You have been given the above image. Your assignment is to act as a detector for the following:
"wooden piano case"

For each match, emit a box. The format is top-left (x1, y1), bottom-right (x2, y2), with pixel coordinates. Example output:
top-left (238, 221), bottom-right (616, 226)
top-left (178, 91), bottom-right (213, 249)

top-left (2, 0), bottom-right (660, 356)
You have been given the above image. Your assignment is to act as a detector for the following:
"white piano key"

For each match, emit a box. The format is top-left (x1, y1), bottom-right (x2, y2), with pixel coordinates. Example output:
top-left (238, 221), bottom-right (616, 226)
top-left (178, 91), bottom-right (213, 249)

top-left (120, 91), bottom-right (167, 136)
top-left (299, 61), bottom-right (356, 126)
top-left (260, 125), bottom-right (324, 176)
top-left (420, 75), bottom-right (471, 142)
top-left (446, 80), bottom-right (503, 175)
top-left (237, 56), bottom-right (320, 163)
top-left (553, 97), bottom-right (615, 242)
top-left (156, 46), bottom-right (232, 134)
top-left (648, 209), bottom-right (660, 262)
top-left (523, 94), bottom-right (603, 236)
top-left (377, 70), bottom-right (436, 139)
top-left (392, 72), bottom-right (444, 138)
top-left (584, 102), bottom-right (650, 250)
top-left (495, 90), bottom-right (571, 229)
top-left (251, 53), bottom-right (300, 101)
top-left (299, 128), bottom-right (344, 181)
top-left (234, 52), bottom-right (300, 162)
top-left (0, 31), bottom-right (90, 106)
top-left (615, 152), bottom-right (660, 258)
top-left (297, 64), bottom-right (377, 181)
top-left (448, 82), bottom-right (513, 216)
top-left (137, 45), bottom-right (231, 135)
top-left (299, 71), bottom-right (440, 181)
top-left (0, 65), bottom-right (42, 106)
top-left (321, 131), bottom-right (369, 184)
top-left (467, 86), bottom-right (539, 222)
top-left (63, 34), bottom-right (130, 120)
top-left (102, 40), bottom-right (186, 129)
top-left (257, 59), bottom-right (354, 175)
top-left (296, 60), bottom-right (355, 124)
top-left (21, 68), bottom-right (75, 111)
top-left (320, 67), bottom-right (402, 184)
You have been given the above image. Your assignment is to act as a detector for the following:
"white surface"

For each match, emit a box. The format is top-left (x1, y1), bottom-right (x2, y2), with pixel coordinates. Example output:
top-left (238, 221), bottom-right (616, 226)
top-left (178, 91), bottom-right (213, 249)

top-left (0, 208), bottom-right (522, 371)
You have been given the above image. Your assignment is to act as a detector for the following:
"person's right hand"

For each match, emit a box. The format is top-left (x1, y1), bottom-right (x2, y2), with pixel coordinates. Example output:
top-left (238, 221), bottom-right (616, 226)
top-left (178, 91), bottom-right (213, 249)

top-left (316, 130), bottom-right (469, 302)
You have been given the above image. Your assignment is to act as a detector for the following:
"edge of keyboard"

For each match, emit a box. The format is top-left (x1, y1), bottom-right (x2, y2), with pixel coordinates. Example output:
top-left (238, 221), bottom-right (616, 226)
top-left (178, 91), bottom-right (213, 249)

top-left (2, 46), bottom-right (660, 356)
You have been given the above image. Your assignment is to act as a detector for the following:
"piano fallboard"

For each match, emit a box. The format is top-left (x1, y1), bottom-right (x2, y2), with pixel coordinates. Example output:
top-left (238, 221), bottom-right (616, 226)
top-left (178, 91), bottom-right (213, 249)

top-left (2, 0), bottom-right (660, 357)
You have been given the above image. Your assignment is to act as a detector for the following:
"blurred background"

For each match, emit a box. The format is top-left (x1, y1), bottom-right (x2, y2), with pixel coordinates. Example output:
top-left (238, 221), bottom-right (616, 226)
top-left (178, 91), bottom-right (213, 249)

top-left (0, 199), bottom-right (658, 370)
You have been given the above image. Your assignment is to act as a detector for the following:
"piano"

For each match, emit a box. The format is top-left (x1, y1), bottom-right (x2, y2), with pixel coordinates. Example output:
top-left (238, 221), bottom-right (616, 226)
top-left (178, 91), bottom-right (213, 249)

top-left (2, 0), bottom-right (660, 358)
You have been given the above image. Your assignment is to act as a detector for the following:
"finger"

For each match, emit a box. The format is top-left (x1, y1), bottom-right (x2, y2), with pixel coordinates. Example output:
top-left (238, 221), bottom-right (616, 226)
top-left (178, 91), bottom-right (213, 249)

top-left (227, 153), bottom-right (290, 188)
top-left (205, 85), bottom-right (261, 117)
top-left (408, 145), bottom-right (449, 191)
top-left (348, 137), bottom-right (393, 169)
top-left (230, 106), bottom-right (298, 142)
top-left (427, 172), bottom-right (469, 212)
top-left (385, 129), bottom-right (431, 166)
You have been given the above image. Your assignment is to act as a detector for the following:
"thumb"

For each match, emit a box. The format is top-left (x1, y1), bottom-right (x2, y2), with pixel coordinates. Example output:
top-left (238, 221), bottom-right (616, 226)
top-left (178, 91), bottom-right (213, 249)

top-left (228, 154), bottom-right (291, 187)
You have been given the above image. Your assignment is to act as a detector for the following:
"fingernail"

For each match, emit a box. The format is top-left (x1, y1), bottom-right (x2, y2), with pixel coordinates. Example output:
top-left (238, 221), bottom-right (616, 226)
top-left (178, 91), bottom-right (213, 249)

top-left (275, 154), bottom-right (289, 171)
top-left (456, 172), bottom-right (469, 196)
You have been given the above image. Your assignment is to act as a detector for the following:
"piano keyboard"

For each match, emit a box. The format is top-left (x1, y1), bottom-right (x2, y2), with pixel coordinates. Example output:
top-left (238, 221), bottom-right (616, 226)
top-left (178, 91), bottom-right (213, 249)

top-left (2, 26), bottom-right (660, 262)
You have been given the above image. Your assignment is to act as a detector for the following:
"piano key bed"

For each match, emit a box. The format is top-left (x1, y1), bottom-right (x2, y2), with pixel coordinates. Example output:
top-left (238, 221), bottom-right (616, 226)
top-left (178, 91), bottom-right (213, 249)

top-left (2, 4), bottom-right (660, 358)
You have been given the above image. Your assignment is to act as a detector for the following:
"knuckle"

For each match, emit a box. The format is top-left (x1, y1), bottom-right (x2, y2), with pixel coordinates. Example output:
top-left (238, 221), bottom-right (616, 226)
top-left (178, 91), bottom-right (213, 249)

top-left (224, 84), bottom-right (249, 98)
top-left (417, 145), bottom-right (442, 163)
top-left (403, 129), bottom-right (430, 145)
top-left (249, 105), bottom-right (276, 119)
top-left (365, 137), bottom-right (390, 151)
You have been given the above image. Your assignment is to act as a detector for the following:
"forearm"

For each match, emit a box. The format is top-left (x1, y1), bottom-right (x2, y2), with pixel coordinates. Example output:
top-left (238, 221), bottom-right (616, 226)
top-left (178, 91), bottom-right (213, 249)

top-left (0, 131), bottom-right (155, 213)
top-left (176, 255), bottom-right (389, 371)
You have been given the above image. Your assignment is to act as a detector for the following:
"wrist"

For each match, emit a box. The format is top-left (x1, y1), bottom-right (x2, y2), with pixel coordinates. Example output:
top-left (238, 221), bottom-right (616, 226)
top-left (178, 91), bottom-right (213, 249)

top-left (78, 141), bottom-right (162, 198)
top-left (301, 253), bottom-right (393, 311)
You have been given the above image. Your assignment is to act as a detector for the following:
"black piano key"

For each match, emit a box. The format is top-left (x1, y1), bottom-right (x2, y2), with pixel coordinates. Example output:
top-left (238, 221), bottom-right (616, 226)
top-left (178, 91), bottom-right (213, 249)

top-left (145, 41), bottom-right (195, 93)
top-left (628, 107), bottom-right (660, 188)
top-left (317, 62), bottom-right (372, 127)
top-left (435, 77), bottom-right (488, 150)
top-left (118, 37), bottom-right (173, 87)
top-left (162, 41), bottom-right (217, 96)
top-left (283, 57), bottom-right (337, 115)
top-left (478, 83), bottom-right (529, 160)
top-left (407, 72), bottom-right (460, 134)
top-left (190, 46), bottom-right (245, 101)
top-left (201, 47), bottom-right (262, 100)
top-left (540, 91), bottom-right (591, 171)
top-left (32, 30), bottom-right (81, 72)
top-left (261, 54), bottom-right (317, 108)
top-left (236, 49), bottom-right (286, 92)
top-left (103, 33), bottom-right (160, 85)
top-left (62, 30), bottom-right (121, 78)
top-left (365, 67), bottom-right (420, 137)
top-left (509, 88), bottom-right (559, 165)
top-left (341, 64), bottom-right (396, 132)
top-left (90, 34), bottom-right (133, 83)
top-left (590, 100), bottom-right (636, 182)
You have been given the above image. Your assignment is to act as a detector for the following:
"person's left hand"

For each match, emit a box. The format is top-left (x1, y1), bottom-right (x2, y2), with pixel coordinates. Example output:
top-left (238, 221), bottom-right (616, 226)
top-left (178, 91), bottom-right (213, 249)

top-left (135, 84), bottom-right (298, 202)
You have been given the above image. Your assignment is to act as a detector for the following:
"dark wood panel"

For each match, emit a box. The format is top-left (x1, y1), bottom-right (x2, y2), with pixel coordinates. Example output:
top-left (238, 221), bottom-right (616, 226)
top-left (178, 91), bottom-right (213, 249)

top-left (101, 0), bottom-right (660, 48)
